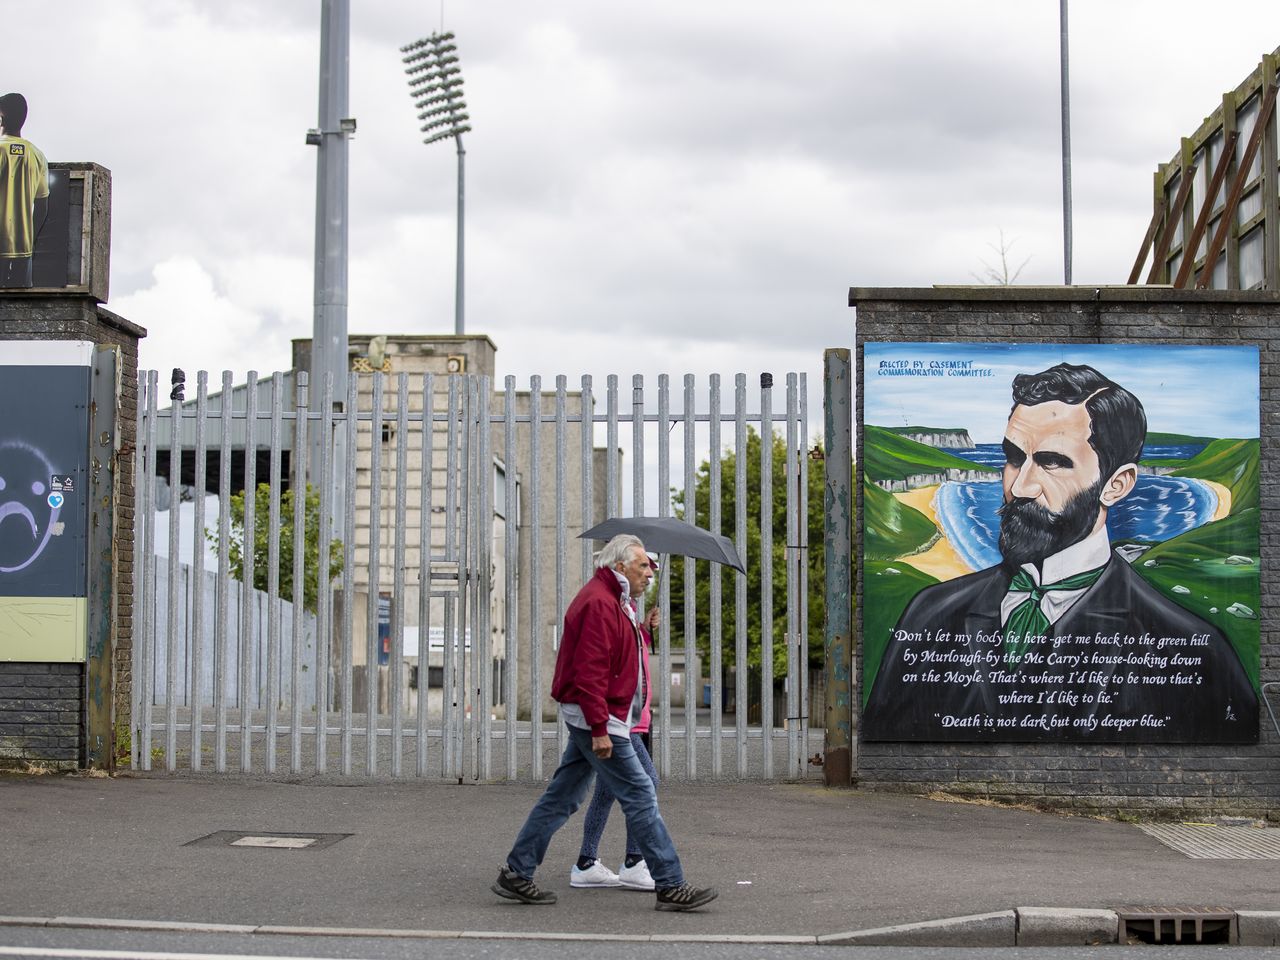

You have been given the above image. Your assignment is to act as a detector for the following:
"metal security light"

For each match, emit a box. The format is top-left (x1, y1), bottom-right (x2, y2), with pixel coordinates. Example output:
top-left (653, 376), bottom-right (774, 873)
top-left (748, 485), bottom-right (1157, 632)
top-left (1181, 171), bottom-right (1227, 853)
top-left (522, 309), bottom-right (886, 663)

top-left (402, 31), bottom-right (471, 335)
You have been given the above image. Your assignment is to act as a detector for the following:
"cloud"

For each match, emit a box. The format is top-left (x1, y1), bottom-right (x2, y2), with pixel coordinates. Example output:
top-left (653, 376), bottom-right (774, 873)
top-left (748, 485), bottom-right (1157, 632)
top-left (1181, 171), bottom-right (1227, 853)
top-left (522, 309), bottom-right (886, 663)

top-left (114, 257), bottom-right (292, 378)
top-left (7, 0), bottom-right (1279, 419)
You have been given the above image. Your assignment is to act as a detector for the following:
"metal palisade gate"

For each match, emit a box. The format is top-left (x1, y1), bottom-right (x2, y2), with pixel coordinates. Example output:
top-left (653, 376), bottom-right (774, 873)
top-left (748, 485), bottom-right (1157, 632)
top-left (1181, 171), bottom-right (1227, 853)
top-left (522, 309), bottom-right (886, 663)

top-left (134, 368), bottom-right (816, 782)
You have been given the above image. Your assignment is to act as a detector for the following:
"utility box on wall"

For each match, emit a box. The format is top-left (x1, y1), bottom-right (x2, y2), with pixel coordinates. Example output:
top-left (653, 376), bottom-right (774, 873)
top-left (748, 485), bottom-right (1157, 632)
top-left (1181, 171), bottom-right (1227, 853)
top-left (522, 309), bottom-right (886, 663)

top-left (0, 340), bottom-right (94, 662)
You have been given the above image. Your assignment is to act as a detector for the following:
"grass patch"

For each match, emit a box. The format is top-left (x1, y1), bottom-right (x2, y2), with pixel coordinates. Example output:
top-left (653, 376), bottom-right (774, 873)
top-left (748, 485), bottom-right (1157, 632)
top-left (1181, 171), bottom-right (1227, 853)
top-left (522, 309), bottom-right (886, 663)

top-left (1130, 508), bottom-right (1260, 692)
top-left (862, 559), bottom-right (938, 706)
top-left (863, 425), bottom-right (996, 485)
top-left (863, 479), bottom-right (937, 561)
top-left (1172, 438), bottom-right (1259, 514)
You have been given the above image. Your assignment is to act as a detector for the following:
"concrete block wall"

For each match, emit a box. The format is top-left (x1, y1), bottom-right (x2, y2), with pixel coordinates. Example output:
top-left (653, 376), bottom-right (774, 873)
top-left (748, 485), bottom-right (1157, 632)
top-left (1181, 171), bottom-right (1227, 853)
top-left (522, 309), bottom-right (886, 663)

top-left (852, 286), bottom-right (1280, 816)
top-left (0, 298), bottom-right (143, 769)
top-left (0, 663), bottom-right (83, 768)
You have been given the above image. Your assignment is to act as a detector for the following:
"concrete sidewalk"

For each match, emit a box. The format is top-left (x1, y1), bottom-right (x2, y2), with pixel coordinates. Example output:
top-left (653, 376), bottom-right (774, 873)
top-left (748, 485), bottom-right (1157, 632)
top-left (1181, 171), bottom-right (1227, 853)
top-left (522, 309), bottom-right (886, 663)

top-left (3, 772), bottom-right (1280, 945)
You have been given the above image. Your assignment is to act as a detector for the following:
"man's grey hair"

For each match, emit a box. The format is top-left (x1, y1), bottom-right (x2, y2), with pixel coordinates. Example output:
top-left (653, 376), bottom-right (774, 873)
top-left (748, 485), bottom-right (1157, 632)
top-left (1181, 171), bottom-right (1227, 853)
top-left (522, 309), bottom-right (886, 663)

top-left (596, 534), bottom-right (645, 570)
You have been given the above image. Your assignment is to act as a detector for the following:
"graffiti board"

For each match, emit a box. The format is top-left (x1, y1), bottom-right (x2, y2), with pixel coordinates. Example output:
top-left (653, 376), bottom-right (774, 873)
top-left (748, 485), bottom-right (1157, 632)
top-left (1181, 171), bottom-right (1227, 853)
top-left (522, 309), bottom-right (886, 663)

top-left (861, 343), bottom-right (1260, 743)
top-left (0, 341), bottom-right (92, 661)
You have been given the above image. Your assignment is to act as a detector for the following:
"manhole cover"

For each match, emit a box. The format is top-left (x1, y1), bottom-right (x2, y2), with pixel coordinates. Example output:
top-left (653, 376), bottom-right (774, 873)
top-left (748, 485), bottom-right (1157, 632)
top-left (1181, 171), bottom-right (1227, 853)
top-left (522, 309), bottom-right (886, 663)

top-left (185, 831), bottom-right (351, 850)
top-left (1138, 822), bottom-right (1280, 859)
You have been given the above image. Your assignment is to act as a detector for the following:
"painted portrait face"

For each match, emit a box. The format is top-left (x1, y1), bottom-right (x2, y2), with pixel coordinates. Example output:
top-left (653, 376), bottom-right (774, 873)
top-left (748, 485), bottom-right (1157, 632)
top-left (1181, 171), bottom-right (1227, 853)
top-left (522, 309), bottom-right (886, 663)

top-left (998, 400), bottom-right (1106, 569)
top-left (0, 439), bottom-right (62, 574)
top-left (1001, 400), bottom-right (1101, 512)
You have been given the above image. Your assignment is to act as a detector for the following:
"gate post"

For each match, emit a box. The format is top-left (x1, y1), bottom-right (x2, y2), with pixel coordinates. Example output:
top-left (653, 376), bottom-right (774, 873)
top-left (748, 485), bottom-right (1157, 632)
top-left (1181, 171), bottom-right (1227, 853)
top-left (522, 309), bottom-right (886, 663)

top-left (0, 163), bottom-right (140, 773)
top-left (822, 348), bottom-right (853, 786)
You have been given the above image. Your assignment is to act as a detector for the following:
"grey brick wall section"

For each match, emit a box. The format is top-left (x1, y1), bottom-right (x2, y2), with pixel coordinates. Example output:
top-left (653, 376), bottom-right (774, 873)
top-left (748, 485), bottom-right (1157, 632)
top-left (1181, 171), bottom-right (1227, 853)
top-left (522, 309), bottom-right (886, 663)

top-left (852, 286), bottom-right (1280, 817)
top-left (0, 299), bottom-right (143, 769)
top-left (0, 662), bottom-right (84, 765)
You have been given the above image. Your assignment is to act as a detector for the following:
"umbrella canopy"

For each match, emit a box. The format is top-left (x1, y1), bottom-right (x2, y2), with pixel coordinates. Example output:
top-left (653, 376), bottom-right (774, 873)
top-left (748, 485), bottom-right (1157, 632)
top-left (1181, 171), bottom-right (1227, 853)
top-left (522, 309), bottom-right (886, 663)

top-left (579, 516), bottom-right (746, 574)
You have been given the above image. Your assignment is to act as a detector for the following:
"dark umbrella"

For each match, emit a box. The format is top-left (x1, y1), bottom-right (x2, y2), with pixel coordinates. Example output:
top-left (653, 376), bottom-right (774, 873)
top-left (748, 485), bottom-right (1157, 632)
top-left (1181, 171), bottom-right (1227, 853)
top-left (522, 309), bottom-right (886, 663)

top-left (579, 516), bottom-right (746, 573)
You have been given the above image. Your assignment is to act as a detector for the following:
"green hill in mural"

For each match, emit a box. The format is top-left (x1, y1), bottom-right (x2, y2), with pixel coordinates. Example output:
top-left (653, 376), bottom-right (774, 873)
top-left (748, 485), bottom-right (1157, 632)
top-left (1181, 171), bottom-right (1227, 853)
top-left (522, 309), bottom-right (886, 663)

top-left (1130, 507), bottom-right (1260, 692)
top-left (863, 479), bottom-right (936, 561)
top-left (863, 425), bottom-right (996, 485)
top-left (1171, 438), bottom-right (1260, 515)
top-left (862, 559), bottom-right (938, 706)
top-left (1145, 431), bottom-right (1216, 447)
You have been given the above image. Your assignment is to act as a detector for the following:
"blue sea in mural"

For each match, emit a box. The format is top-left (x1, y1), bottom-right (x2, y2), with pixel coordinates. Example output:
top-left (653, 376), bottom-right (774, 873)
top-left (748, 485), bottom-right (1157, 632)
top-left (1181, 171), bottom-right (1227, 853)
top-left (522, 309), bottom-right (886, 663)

top-left (934, 443), bottom-right (1218, 571)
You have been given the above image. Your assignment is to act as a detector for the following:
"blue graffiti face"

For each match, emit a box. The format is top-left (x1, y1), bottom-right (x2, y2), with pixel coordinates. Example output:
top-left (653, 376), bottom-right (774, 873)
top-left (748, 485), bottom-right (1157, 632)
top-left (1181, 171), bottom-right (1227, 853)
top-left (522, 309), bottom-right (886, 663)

top-left (0, 439), bottom-right (61, 574)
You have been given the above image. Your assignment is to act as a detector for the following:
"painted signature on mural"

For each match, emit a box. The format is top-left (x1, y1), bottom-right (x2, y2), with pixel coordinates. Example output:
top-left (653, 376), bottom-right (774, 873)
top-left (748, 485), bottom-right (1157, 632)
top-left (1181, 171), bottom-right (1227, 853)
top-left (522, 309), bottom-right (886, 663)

top-left (0, 439), bottom-right (62, 573)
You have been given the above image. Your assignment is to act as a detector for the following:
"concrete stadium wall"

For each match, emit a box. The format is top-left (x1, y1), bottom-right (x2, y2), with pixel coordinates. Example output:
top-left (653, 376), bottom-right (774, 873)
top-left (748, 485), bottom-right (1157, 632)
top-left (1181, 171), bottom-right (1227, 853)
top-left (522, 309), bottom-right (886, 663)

top-left (852, 286), bottom-right (1280, 817)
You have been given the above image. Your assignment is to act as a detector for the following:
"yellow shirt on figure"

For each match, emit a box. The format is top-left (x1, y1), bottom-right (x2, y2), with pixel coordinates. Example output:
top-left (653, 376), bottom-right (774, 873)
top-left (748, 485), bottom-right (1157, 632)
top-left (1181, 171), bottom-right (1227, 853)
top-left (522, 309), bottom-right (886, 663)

top-left (0, 134), bottom-right (49, 258)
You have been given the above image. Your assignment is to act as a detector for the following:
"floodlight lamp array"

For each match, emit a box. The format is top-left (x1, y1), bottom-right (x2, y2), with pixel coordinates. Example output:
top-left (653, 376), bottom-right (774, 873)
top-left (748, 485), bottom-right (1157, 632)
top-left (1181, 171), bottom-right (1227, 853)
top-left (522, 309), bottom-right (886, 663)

top-left (399, 31), bottom-right (455, 54)
top-left (401, 31), bottom-right (470, 143)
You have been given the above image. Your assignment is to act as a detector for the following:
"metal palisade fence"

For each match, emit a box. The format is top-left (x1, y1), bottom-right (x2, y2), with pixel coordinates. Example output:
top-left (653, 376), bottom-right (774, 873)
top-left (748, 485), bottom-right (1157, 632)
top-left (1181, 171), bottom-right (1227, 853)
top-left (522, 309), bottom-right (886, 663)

top-left (134, 368), bottom-right (816, 782)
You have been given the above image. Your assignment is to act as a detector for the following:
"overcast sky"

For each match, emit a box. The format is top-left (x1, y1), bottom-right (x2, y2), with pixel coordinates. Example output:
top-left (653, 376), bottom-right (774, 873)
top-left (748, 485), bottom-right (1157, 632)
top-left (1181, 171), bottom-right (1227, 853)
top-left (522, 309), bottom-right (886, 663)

top-left (10, 1), bottom-right (1279, 407)
top-left (865, 343), bottom-right (1260, 441)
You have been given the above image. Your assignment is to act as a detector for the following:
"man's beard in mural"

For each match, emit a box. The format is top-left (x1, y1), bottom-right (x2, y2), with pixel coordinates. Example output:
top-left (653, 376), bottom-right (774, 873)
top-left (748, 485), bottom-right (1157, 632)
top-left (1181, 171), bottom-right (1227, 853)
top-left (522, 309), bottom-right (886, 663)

top-left (997, 477), bottom-right (1106, 572)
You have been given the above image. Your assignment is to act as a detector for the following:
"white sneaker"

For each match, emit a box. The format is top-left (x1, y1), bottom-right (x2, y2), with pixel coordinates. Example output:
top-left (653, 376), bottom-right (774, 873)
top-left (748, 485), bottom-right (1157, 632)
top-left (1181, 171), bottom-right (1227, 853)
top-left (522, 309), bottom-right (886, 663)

top-left (570, 860), bottom-right (622, 888)
top-left (617, 858), bottom-right (655, 891)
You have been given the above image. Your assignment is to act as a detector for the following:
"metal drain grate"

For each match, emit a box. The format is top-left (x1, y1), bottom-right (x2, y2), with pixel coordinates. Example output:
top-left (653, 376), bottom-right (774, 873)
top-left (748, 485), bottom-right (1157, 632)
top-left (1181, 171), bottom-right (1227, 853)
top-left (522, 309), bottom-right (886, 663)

top-left (184, 831), bottom-right (352, 850)
top-left (1139, 822), bottom-right (1280, 859)
top-left (1117, 906), bottom-right (1235, 944)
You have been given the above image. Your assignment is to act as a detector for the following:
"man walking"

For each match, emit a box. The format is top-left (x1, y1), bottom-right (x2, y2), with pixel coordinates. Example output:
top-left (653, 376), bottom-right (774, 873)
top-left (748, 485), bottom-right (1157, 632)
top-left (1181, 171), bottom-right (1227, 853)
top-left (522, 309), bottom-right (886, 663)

top-left (493, 534), bottom-right (717, 911)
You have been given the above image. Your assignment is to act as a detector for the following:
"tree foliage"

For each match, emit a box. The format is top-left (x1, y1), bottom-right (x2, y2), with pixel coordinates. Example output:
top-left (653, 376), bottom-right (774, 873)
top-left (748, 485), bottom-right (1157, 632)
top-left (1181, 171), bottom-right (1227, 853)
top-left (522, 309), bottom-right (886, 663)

top-left (668, 428), bottom-right (826, 674)
top-left (206, 482), bottom-right (344, 614)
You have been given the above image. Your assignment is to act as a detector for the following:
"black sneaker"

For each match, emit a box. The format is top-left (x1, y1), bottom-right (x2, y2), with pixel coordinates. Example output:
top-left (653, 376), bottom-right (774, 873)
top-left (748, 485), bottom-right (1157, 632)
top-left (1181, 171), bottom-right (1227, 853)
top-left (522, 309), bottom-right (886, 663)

top-left (655, 882), bottom-right (718, 912)
top-left (492, 865), bottom-right (557, 904)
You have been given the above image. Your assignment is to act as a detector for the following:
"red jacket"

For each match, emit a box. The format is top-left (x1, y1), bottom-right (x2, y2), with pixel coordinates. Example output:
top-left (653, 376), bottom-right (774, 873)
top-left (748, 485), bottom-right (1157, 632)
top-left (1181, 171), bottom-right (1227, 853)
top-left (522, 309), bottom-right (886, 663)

top-left (551, 567), bottom-right (648, 737)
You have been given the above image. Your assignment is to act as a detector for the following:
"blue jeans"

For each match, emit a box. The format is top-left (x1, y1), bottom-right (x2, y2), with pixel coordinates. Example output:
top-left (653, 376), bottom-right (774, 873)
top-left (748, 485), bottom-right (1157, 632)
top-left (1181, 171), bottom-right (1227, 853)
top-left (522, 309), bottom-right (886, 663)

top-left (505, 724), bottom-right (683, 888)
top-left (580, 732), bottom-right (658, 861)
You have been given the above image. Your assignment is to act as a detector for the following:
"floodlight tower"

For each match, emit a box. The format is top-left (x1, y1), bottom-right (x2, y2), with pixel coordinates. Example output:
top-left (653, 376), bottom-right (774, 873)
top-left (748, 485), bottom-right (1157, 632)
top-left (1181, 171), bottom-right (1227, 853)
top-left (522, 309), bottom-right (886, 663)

top-left (401, 32), bottom-right (472, 335)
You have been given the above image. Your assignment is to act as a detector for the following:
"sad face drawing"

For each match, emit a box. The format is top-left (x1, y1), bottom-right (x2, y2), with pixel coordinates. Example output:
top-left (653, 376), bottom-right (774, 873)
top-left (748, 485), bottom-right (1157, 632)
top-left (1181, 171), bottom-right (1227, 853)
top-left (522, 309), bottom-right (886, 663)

top-left (0, 439), bottom-right (62, 573)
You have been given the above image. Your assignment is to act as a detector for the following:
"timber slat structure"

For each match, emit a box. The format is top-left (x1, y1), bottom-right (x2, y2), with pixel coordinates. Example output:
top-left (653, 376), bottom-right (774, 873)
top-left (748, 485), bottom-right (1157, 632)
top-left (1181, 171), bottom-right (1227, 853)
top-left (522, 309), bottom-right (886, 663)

top-left (1132, 47), bottom-right (1280, 290)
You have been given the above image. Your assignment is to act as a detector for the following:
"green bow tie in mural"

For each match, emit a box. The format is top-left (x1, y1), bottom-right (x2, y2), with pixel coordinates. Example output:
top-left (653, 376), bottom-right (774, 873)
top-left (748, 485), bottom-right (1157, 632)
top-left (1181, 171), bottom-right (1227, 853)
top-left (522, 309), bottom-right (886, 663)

top-left (1002, 565), bottom-right (1107, 665)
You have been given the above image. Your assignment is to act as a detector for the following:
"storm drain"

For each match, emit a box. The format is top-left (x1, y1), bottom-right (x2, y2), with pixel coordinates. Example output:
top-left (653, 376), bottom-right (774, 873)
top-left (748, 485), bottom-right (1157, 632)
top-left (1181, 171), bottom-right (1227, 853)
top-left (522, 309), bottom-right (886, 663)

top-left (1138, 822), bottom-right (1280, 859)
top-left (1117, 906), bottom-right (1235, 944)
top-left (184, 831), bottom-right (352, 850)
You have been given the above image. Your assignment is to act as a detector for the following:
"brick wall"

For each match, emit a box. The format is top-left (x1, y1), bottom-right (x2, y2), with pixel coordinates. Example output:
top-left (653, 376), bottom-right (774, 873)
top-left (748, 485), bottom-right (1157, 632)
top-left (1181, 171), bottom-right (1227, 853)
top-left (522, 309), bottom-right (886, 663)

top-left (0, 298), bottom-right (143, 769)
top-left (852, 286), bottom-right (1280, 817)
top-left (0, 663), bottom-right (83, 769)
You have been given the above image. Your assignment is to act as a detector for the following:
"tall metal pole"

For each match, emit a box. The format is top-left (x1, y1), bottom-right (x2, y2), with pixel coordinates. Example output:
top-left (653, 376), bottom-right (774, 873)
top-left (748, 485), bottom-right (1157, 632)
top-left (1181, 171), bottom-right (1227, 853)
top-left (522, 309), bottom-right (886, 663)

top-left (311, 0), bottom-right (351, 467)
top-left (455, 136), bottom-right (465, 335)
top-left (1060, 0), bottom-right (1073, 285)
top-left (309, 0), bottom-right (353, 519)
top-left (822, 348), bottom-right (853, 787)
top-left (402, 32), bottom-right (471, 335)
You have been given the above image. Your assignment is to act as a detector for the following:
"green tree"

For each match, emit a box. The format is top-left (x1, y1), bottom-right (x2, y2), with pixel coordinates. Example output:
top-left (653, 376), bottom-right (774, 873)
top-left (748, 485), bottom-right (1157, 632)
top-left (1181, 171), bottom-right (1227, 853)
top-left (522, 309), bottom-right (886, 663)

top-left (668, 428), bottom-right (827, 674)
top-left (206, 483), bottom-right (343, 614)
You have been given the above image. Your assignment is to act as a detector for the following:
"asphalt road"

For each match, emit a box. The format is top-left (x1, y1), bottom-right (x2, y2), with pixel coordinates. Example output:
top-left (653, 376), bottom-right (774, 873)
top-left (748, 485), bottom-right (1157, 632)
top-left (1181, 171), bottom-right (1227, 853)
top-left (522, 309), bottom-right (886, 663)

top-left (4, 772), bottom-right (1280, 941)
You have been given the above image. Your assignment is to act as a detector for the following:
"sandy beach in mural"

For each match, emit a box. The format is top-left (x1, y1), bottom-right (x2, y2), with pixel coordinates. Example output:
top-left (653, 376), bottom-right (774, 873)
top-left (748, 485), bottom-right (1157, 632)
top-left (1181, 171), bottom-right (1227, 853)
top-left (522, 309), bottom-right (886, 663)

top-left (892, 485), bottom-right (970, 581)
top-left (893, 478), bottom-right (1234, 582)
top-left (1206, 479), bottom-right (1232, 521)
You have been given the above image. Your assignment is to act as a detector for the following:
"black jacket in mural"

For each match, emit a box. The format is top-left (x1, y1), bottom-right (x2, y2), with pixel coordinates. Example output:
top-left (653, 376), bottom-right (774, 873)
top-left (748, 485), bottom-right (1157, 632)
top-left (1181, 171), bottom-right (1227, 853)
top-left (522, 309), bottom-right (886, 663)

top-left (863, 551), bottom-right (1258, 743)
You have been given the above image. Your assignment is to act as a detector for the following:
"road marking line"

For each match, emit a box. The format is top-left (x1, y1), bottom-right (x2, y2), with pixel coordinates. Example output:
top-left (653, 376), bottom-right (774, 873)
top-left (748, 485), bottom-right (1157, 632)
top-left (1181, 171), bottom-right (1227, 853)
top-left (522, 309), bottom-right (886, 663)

top-left (0, 947), bottom-right (360, 960)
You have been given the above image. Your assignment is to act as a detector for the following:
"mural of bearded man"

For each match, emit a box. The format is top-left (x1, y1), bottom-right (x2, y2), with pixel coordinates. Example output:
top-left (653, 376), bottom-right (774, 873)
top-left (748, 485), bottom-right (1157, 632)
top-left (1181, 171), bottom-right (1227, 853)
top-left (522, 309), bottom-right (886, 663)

top-left (862, 362), bottom-right (1258, 742)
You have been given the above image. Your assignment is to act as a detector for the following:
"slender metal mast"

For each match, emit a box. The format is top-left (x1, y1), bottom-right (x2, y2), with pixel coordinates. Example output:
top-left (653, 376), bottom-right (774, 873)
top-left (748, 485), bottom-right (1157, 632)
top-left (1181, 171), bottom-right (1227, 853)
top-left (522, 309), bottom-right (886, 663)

top-left (402, 31), bottom-right (472, 335)
top-left (1060, 0), bottom-right (1073, 285)
top-left (307, 0), bottom-right (354, 514)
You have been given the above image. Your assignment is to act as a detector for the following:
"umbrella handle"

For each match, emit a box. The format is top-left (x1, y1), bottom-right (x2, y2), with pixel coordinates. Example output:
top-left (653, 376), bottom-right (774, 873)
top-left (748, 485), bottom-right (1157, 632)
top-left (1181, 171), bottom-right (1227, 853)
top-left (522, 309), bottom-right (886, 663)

top-left (642, 558), bottom-right (669, 646)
